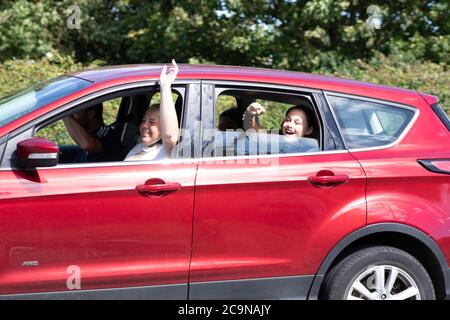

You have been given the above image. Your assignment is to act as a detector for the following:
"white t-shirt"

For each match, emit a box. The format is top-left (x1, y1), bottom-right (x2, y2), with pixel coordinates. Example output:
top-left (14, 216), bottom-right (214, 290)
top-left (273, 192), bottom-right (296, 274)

top-left (125, 143), bottom-right (168, 161)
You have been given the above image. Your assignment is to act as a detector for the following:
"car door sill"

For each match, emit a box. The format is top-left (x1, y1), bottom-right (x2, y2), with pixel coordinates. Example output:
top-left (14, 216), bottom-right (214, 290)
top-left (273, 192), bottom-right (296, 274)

top-left (0, 283), bottom-right (187, 300)
top-left (189, 275), bottom-right (314, 300)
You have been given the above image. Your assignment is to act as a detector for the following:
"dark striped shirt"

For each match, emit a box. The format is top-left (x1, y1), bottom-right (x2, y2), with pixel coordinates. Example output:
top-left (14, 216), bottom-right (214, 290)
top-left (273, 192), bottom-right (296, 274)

top-left (74, 125), bottom-right (124, 163)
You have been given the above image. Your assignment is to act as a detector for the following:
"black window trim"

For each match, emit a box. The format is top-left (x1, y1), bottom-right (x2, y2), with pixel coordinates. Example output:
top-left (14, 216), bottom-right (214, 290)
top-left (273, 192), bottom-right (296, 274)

top-left (314, 92), bottom-right (345, 151)
top-left (431, 103), bottom-right (450, 132)
top-left (417, 159), bottom-right (450, 175)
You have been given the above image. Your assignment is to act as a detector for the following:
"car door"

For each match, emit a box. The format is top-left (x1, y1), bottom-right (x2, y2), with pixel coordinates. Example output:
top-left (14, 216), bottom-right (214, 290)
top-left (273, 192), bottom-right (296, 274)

top-left (0, 82), bottom-right (200, 299)
top-left (189, 83), bottom-right (366, 299)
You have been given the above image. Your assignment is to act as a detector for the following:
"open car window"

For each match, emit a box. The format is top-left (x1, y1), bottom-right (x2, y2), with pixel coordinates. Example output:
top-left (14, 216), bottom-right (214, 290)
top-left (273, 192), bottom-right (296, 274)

top-left (34, 87), bottom-right (185, 165)
top-left (36, 97), bottom-right (123, 147)
top-left (205, 130), bottom-right (319, 157)
top-left (207, 88), bottom-right (322, 158)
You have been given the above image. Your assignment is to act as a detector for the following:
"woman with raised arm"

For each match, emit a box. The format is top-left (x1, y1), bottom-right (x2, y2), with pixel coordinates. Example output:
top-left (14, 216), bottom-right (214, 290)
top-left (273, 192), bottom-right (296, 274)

top-left (125, 60), bottom-right (180, 161)
top-left (243, 102), bottom-right (317, 140)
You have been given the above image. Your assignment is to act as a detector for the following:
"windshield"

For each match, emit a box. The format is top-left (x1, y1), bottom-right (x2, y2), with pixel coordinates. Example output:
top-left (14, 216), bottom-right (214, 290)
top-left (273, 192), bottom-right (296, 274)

top-left (0, 76), bottom-right (91, 127)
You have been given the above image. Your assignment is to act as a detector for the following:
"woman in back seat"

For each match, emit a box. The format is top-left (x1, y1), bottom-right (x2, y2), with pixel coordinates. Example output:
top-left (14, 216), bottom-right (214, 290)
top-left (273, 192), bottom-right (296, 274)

top-left (243, 102), bottom-right (319, 141)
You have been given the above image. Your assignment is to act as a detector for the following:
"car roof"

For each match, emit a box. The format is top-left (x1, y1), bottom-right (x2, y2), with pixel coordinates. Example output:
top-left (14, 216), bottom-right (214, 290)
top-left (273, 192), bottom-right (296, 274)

top-left (70, 64), bottom-right (429, 106)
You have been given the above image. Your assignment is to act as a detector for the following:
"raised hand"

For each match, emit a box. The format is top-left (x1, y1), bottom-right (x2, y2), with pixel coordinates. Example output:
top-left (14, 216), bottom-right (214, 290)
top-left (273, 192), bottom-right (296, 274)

top-left (243, 102), bottom-right (265, 132)
top-left (160, 59), bottom-right (179, 88)
top-left (158, 59), bottom-right (180, 154)
top-left (245, 102), bottom-right (266, 117)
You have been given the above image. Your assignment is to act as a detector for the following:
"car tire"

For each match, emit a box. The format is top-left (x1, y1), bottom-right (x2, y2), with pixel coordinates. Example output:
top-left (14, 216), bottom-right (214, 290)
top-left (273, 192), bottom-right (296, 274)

top-left (322, 246), bottom-right (436, 300)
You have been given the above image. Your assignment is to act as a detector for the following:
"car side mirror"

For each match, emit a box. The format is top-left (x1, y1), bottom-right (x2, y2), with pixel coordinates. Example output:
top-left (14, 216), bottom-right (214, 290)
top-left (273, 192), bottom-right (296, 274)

top-left (16, 138), bottom-right (59, 168)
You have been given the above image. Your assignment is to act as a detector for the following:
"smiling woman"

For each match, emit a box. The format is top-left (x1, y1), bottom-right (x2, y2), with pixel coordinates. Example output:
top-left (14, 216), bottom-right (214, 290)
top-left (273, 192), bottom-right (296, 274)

top-left (124, 60), bottom-right (180, 161)
top-left (0, 76), bottom-right (91, 127)
top-left (242, 101), bottom-right (320, 141)
top-left (209, 88), bottom-right (322, 158)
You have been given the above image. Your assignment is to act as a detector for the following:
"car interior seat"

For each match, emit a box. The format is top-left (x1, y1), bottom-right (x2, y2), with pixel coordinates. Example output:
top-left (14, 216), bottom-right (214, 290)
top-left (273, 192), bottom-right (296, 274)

top-left (120, 94), bottom-right (150, 155)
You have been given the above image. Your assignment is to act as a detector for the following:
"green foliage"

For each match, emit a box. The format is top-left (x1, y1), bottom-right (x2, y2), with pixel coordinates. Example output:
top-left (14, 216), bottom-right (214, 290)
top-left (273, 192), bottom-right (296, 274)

top-left (2, 1), bottom-right (447, 66)
top-left (215, 95), bottom-right (237, 127)
top-left (256, 100), bottom-right (292, 131)
top-left (0, 0), bottom-right (60, 60)
top-left (36, 120), bottom-right (75, 145)
top-left (0, 53), bottom-right (101, 97)
top-left (324, 52), bottom-right (450, 114)
top-left (0, 54), bottom-right (102, 144)
top-left (103, 98), bottom-right (122, 126)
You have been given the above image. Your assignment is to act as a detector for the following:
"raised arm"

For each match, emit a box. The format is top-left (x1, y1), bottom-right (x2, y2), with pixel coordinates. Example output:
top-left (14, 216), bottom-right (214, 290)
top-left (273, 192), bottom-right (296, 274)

top-left (159, 59), bottom-right (180, 154)
top-left (63, 115), bottom-right (102, 153)
top-left (243, 102), bottom-right (265, 132)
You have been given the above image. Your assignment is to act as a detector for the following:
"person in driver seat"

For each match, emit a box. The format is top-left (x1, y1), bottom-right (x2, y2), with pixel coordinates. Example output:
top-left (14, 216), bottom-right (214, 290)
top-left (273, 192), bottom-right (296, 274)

top-left (63, 103), bottom-right (124, 163)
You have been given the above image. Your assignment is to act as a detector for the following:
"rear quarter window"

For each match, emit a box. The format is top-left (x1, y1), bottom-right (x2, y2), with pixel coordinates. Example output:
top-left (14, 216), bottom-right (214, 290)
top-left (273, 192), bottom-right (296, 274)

top-left (327, 95), bottom-right (416, 149)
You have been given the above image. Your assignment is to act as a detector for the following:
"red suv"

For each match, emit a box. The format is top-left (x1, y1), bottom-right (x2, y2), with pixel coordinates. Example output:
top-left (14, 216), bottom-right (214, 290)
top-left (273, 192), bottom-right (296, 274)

top-left (0, 65), bottom-right (449, 300)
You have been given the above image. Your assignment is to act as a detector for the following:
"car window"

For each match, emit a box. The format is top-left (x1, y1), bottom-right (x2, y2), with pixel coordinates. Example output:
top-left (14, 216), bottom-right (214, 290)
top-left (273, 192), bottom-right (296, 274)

top-left (215, 95), bottom-right (238, 129)
top-left (205, 90), bottom-right (321, 157)
top-left (33, 87), bottom-right (186, 165)
top-left (103, 98), bottom-right (122, 126)
top-left (327, 95), bottom-right (415, 149)
top-left (0, 76), bottom-right (91, 127)
top-left (35, 96), bottom-right (125, 164)
top-left (149, 92), bottom-right (180, 105)
top-left (37, 97), bottom-right (122, 146)
top-left (254, 99), bottom-right (293, 131)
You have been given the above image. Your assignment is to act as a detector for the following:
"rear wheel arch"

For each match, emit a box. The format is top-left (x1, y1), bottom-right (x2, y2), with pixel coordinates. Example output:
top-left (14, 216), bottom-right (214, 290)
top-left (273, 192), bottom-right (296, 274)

top-left (308, 223), bottom-right (449, 300)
